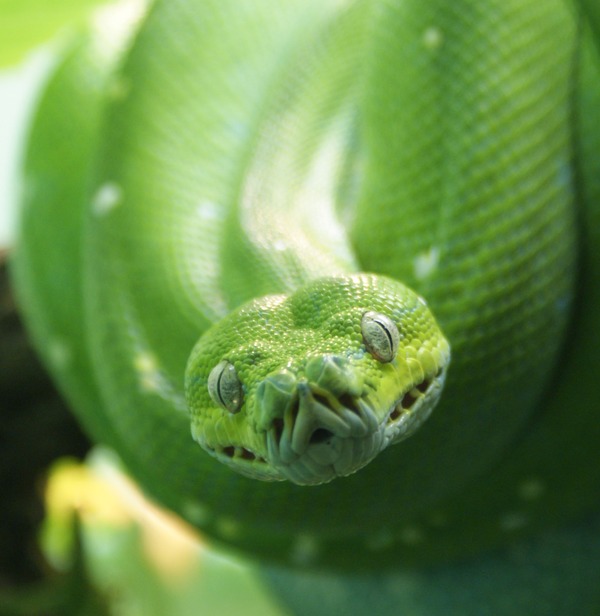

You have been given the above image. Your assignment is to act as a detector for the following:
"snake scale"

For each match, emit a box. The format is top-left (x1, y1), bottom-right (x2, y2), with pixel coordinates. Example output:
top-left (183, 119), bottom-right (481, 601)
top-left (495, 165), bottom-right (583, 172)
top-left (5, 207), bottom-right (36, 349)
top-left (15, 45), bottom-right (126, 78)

top-left (10, 0), bottom-right (600, 609)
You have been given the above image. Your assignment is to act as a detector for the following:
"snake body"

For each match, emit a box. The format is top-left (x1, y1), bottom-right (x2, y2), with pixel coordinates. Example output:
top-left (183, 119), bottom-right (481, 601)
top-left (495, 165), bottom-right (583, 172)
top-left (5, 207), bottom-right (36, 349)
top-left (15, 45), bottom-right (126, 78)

top-left (12, 0), bottom-right (600, 581)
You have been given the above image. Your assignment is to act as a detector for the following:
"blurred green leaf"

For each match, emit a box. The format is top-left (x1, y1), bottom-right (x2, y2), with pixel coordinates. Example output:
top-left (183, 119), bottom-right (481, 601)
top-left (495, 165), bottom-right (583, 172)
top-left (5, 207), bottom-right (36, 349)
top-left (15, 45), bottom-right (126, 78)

top-left (0, 0), bottom-right (108, 66)
top-left (37, 453), bottom-right (289, 616)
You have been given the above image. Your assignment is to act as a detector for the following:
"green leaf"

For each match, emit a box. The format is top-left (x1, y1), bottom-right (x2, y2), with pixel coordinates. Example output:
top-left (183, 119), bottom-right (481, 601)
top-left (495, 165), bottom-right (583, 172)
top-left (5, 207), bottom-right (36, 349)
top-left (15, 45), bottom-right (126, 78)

top-left (0, 0), bottom-right (109, 66)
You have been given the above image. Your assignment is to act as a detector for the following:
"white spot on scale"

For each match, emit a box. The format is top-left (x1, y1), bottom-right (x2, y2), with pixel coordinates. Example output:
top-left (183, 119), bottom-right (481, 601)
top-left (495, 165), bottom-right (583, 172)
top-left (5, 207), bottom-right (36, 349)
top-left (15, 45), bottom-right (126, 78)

top-left (291, 534), bottom-right (319, 566)
top-left (140, 374), bottom-right (161, 393)
top-left (413, 247), bottom-right (440, 280)
top-left (273, 239), bottom-right (287, 252)
top-left (556, 157), bottom-right (573, 191)
top-left (134, 351), bottom-right (161, 393)
top-left (48, 339), bottom-right (72, 369)
top-left (518, 478), bottom-right (545, 501)
top-left (423, 27), bottom-right (443, 50)
top-left (134, 352), bottom-right (158, 373)
top-left (92, 182), bottom-right (123, 216)
top-left (499, 511), bottom-right (529, 532)
top-left (196, 200), bottom-right (223, 221)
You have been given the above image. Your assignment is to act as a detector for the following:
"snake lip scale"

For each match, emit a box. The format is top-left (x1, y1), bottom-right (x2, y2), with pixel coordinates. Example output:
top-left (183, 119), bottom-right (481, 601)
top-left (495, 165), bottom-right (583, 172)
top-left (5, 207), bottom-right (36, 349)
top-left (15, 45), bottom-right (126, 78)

top-left (203, 366), bottom-right (447, 486)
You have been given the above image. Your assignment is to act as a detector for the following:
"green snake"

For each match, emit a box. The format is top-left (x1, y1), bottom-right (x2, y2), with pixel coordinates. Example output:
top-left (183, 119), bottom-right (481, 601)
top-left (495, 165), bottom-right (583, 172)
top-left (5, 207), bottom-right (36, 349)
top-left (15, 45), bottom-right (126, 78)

top-left (10, 0), bottom-right (600, 608)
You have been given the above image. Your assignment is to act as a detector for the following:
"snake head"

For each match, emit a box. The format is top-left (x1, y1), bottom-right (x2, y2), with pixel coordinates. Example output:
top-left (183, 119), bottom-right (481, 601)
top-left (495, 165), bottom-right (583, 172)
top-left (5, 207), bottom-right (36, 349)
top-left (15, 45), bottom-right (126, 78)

top-left (185, 274), bottom-right (450, 485)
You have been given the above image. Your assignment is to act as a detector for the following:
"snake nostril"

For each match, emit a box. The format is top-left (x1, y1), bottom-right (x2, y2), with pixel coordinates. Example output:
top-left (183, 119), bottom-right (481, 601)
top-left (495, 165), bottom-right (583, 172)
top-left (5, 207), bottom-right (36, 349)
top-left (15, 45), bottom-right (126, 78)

top-left (310, 428), bottom-right (334, 445)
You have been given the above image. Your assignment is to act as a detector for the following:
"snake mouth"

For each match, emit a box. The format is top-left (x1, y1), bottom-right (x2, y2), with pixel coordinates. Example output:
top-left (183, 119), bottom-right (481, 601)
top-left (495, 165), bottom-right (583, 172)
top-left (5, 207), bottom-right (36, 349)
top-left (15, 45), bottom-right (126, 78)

top-left (263, 368), bottom-right (446, 485)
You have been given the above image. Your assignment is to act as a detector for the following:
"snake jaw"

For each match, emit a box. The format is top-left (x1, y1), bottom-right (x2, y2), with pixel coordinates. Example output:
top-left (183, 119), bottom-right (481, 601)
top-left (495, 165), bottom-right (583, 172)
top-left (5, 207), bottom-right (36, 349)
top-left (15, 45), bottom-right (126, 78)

top-left (263, 381), bottom-right (384, 485)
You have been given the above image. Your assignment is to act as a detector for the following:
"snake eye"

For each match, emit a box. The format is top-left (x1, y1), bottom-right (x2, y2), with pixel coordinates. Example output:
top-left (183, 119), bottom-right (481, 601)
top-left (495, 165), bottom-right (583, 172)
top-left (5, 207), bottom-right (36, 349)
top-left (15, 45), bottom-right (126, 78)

top-left (208, 360), bottom-right (244, 413)
top-left (361, 311), bottom-right (400, 363)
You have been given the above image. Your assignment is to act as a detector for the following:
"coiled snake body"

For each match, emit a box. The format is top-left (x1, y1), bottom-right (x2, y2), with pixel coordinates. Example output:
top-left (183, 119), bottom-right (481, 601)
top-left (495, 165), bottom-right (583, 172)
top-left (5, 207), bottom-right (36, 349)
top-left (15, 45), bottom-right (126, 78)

top-left (12, 0), bottom-right (600, 583)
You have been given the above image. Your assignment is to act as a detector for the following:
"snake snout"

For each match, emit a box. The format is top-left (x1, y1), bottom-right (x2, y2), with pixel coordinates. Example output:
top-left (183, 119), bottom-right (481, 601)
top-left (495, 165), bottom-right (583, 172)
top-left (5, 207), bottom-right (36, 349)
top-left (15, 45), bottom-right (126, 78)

top-left (265, 376), bottom-right (382, 485)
